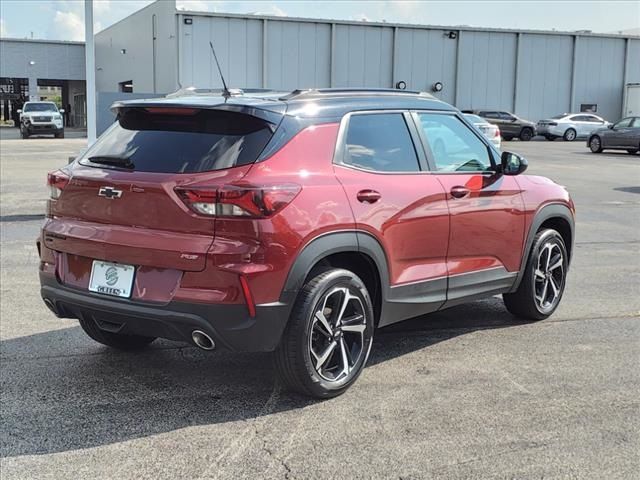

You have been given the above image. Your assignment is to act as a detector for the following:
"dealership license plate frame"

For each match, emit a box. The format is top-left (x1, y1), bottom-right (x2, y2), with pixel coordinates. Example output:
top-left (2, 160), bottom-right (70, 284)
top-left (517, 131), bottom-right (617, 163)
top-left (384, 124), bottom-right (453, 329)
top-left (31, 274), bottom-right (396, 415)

top-left (88, 260), bottom-right (135, 298)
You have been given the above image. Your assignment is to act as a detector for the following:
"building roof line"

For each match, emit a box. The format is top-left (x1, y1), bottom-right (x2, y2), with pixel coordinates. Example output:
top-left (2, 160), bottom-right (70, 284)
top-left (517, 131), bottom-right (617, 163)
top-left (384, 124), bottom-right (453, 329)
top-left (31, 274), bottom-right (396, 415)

top-left (175, 9), bottom-right (640, 40)
top-left (0, 37), bottom-right (85, 46)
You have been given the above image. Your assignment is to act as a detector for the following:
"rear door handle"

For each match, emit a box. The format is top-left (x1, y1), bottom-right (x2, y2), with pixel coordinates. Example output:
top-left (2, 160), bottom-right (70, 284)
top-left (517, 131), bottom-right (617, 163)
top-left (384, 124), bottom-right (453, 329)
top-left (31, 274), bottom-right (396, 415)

top-left (357, 189), bottom-right (381, 204)
top-left (450, 186), bottom-right (470, 199)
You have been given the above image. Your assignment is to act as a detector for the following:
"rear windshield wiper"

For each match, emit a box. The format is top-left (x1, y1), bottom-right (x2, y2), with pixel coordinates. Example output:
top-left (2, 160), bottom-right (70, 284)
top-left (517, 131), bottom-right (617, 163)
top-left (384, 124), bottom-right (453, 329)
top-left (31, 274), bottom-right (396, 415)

top-left (87, 155), bottom-right (135, 169)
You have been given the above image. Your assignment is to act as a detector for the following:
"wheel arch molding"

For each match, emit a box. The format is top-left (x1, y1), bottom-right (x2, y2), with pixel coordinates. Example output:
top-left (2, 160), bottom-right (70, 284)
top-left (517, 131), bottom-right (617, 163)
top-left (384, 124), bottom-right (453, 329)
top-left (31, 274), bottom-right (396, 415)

top-left (280, 230), bottom-right (390, 307)
top-left (510, 203), bottom-right (575, 293)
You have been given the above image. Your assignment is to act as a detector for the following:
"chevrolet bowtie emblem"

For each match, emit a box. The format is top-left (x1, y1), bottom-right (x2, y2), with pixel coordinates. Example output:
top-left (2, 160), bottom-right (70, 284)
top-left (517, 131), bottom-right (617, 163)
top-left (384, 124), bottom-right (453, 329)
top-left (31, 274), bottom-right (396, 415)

top-left (98, 186), bottom-right (123, 199)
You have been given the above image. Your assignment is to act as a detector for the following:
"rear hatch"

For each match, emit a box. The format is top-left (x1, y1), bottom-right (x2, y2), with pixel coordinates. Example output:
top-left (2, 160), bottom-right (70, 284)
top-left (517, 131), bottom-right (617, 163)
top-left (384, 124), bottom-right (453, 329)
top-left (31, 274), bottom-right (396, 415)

top-left (45, 103), bottom-right (282, 273)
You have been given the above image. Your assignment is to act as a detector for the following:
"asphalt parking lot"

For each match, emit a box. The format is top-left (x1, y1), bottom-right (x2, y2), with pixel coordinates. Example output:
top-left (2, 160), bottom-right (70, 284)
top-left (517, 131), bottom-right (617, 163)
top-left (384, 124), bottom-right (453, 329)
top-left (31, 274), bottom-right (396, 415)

top-left (1, 131), bottom-right (639, 479)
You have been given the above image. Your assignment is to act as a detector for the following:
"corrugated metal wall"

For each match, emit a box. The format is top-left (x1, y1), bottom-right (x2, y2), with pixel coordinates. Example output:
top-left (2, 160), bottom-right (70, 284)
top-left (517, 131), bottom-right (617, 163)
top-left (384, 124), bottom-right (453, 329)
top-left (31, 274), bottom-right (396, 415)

top-left (177, 13), bottom-right (639, 121)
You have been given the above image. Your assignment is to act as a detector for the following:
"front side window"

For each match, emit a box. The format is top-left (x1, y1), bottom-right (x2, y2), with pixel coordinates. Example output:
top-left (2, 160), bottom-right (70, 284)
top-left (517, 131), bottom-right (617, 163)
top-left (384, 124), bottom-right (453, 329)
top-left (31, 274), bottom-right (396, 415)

top-left (417, 113), bottom-right (493, 173)
top-left (343, 113), bottom-right (420, 172)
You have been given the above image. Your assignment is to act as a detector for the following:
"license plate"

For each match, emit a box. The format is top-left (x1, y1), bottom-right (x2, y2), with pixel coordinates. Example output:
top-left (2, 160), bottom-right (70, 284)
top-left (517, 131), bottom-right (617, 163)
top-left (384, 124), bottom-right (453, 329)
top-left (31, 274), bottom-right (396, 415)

top-left (88, 261), bottom-right (135, 298)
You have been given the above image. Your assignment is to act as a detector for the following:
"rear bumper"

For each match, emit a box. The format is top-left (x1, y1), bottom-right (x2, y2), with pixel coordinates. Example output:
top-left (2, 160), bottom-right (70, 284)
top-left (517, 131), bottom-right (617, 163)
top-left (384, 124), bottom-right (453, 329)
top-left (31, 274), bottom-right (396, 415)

top-left (40, 273), bottom-right (294, 352)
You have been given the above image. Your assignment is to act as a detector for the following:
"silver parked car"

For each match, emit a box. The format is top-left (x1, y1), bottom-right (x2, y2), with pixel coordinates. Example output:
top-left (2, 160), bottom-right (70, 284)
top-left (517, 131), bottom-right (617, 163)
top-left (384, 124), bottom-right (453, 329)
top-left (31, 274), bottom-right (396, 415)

top-left (537, 113), bottom-right (608, 141)
top-left (463, 113), bottom-right (501, 149)
top-left (587, 116), bottom-right (640, 154)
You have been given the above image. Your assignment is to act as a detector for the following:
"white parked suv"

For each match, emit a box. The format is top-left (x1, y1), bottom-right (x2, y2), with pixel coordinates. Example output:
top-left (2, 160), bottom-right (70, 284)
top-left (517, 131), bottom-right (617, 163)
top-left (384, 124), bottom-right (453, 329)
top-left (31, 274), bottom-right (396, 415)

top-left (536, 113), bottom-right (608, 141)
top-left (18, 102), bottom-right (65, 139)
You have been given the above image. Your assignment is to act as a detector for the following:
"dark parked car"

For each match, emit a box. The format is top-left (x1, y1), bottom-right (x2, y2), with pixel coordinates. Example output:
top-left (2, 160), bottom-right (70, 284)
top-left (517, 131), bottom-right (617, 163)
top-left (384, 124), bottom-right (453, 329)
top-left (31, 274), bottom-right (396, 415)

top-left (462, 109), bottom-right (536, 141)
top-left (587, 116), bottom-right (640, 154)
top-left (40, 88), bottom-right (574, 398)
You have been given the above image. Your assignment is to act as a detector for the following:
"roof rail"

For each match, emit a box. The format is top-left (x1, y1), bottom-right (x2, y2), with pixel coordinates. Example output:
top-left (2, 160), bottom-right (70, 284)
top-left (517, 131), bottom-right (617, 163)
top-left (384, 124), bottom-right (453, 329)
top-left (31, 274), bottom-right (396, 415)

top-left (279, 88), bottom-right (430, 100)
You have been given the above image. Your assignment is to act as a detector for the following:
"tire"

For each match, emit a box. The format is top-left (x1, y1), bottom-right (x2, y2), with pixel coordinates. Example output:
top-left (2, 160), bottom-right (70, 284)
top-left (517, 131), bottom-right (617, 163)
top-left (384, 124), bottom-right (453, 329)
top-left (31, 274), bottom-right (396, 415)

top-left (55, 131), bottom-right (65, 139)
top-left (274, 268), bottom-right (375, 399)
top-left (627, 149), bottom-right (639, 155)
top-left (589, 135), bottom-right (603, 153)
top-left (79, 316), bottom-right (156, 350)
top-left (503, 229), bottom-right (568, 321)
top-left (21, 128), bottom-right (29, 139)
top-left (519, 128), bottom-right (534, 141)
top-left (563, 128), bottom-right (577, 141)
top-left (502, 135), bottom-right (513, 141)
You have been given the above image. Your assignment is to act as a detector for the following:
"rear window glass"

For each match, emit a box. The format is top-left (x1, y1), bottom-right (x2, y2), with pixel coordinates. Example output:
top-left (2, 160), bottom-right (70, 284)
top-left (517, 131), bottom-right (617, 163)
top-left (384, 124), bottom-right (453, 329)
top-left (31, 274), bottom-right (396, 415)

top-left (79, 108), bottom-right (275, 173)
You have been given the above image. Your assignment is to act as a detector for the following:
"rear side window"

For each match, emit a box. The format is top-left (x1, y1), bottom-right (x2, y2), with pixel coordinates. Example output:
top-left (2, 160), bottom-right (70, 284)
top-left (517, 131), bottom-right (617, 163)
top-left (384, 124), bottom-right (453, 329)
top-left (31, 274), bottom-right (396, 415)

top-left (80, 108), bottom-right (275, 173)
top-left (343, 113), bottom-right (420, 172)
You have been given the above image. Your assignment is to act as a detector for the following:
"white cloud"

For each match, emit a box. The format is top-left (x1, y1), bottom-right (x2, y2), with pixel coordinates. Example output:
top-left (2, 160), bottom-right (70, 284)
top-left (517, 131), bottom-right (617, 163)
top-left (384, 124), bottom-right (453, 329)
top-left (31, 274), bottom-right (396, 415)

top-left (0, 18), bottom-right (8, 38)
top-left (52, 10), bottom-right (85, 41)
top-left (177, 0), bottom-right (215, 12)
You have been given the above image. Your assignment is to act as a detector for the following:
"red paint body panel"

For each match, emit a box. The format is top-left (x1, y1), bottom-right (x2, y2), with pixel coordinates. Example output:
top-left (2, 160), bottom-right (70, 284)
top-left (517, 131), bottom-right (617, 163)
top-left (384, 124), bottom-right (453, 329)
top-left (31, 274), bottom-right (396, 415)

top-left (435, 173), bottom-right (526, 274)
top-left (334, 165), bottom-right (450, 285)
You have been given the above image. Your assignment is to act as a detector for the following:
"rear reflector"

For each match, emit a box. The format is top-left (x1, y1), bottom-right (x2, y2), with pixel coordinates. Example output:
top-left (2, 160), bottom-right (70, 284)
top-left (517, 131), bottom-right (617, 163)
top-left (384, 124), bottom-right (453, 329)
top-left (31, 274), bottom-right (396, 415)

top-left (176, 184), bottom-right (301, 218)
top-left (239, 275), bottom-right (256, 317)
top-left (47, 170), bottom-right (70, 199)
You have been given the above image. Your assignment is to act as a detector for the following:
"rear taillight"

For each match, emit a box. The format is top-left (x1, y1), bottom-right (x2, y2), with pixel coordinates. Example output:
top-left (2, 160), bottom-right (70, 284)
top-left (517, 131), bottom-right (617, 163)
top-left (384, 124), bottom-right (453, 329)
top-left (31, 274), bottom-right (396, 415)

top-left (494, 127), bottom-right (501, 137)
top-left (47, 171), bottom-right (69, 199)
top-left (175, 184), bottom-right (301, 218)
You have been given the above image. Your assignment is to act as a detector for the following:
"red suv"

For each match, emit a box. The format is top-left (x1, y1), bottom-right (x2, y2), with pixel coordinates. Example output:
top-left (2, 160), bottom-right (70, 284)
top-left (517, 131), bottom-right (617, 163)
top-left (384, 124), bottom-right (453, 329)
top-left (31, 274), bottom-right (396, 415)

top-left (39, 89), bottom-right (574, 398)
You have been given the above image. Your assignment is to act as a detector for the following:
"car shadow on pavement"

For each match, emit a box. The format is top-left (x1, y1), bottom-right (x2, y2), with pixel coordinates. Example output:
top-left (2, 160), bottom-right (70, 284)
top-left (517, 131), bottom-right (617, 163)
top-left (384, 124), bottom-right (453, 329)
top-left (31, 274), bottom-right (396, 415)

top-left (1, 297), bottom-right (527, 458)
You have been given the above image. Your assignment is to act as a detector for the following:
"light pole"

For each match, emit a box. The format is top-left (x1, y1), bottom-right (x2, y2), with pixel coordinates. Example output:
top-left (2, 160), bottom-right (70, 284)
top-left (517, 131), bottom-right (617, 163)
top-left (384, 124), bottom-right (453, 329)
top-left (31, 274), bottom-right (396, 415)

top-left (85, 0), bottom-right (96, 144)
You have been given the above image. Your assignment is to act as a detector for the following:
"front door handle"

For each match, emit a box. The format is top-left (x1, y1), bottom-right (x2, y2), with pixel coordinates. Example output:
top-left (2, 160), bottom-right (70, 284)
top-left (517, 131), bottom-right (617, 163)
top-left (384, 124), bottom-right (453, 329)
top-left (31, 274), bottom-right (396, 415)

top-left (450, 186), bottom-right (470, 199)
top-left (357, 189), bottom-right (381, 204)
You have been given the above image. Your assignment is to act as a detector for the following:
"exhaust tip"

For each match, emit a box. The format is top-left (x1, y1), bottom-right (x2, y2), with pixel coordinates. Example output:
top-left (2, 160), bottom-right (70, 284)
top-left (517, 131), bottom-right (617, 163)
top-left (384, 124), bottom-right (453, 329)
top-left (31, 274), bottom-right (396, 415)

top-left (192, 330), bottom-right (215, 351)
top-left (43, 298), bottom-right (59, 316)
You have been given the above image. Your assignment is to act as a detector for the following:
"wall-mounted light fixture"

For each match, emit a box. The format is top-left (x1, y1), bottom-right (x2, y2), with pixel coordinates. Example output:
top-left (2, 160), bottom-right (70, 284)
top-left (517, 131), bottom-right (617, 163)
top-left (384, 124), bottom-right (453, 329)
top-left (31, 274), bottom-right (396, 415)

top-left (29, 60), bottom-right (36, 65)
top-left (432, 81), bottom-right (444, 92)
top-left (120, 49), bottom-right (126, 54)
top-left (445, 31), bottom-right (457, 40)
top-left (395, 80), bottom-right (407, 90)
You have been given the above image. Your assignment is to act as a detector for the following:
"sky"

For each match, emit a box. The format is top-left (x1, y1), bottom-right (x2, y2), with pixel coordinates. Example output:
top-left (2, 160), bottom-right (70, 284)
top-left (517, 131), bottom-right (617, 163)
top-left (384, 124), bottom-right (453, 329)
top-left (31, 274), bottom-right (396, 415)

top-left (0, 0), bottom-right (638, 42)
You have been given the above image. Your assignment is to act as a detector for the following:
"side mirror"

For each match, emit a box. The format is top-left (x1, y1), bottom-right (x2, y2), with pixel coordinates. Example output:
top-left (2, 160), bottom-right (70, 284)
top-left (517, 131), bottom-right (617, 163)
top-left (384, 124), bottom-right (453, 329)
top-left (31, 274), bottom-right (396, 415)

top-left (501, 151), bottom-right (528, 176)
top-left (59, 109), bottom-right (65, 113)
top-left (17, 109), bottom-right (22, 114)
top-left (608, 124), bottom-right (614, 129)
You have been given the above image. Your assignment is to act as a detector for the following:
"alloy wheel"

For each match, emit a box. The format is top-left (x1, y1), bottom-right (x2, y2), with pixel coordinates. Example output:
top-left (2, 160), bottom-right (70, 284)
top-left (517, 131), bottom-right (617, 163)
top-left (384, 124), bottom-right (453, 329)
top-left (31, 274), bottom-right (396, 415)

top-left (308, 286), bottom-right (368, 382)
top-left (590, 136), bottom-right (601, 152)
top-left (534, 242), bottom-right (564, 312)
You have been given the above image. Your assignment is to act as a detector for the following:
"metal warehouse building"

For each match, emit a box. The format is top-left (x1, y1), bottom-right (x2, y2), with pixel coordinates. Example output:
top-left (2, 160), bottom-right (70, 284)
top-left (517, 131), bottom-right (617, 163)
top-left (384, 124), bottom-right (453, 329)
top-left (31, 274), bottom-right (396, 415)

top-left (96, 0), bottom-right (640, 123)
top-left (0, 38), bottom-right (87, 127)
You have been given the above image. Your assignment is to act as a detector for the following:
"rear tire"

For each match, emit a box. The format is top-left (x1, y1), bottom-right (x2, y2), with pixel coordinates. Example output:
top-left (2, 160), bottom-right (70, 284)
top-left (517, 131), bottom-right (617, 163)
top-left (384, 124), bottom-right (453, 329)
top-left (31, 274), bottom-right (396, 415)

top-left (519, 128), bottom-right (534, 141)
top-left (79, 317), bottom-right (156, 350)
top-left (503, 229), bottom-right (568, 321)
top-left (274, 268), bottom-right (374, 399)
top-left (627, 148), bottom-right (639, 155)
top-left (563, 128), bottom-right (577, 141)
top-left (589, 135), bottom-right (603, 153)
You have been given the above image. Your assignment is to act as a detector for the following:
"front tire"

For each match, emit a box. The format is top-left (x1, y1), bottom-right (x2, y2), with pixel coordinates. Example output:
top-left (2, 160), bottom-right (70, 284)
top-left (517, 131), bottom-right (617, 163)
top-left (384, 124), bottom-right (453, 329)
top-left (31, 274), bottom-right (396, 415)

top-left (20, 127), bottom-right (29, 139)
top-left (503, 229), bottom-right (568, 321)
top-left (274, 268), bottom-right (374, 399)
top-left (79, 317), bottom-right (156, 350)
top-left (563, 128), bottom-right (577, 141)
top-left (589, 135), bottom-right (603, 153)
top-left (55, 130), bottom-right (65, 139)
top-left (627, 148), bottom-right (639, 155)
